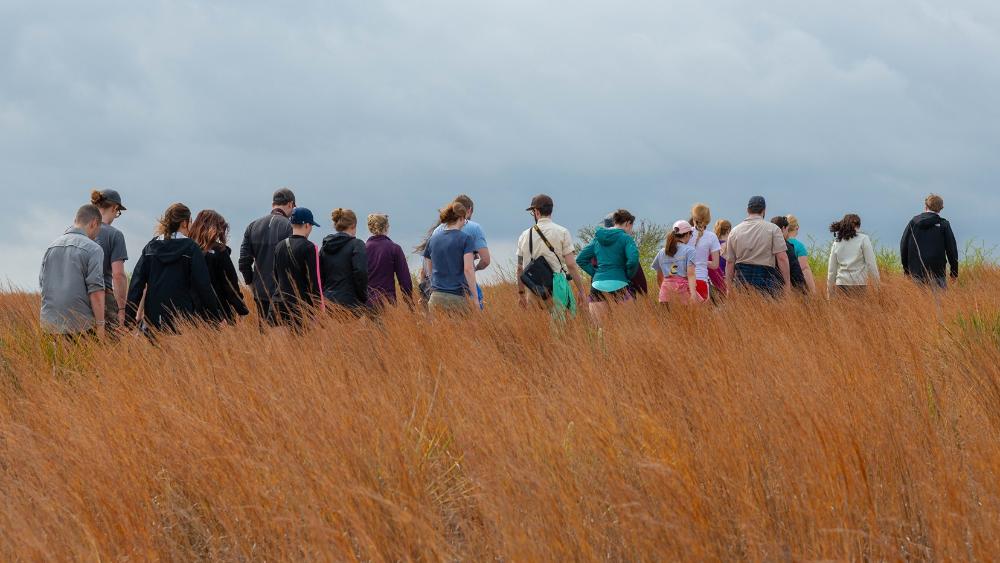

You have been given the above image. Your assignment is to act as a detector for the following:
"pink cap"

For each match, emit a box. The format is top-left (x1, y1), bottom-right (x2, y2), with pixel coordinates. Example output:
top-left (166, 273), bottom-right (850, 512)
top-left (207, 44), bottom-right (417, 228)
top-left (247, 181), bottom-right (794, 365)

top-left (672, 220), bottom-right (694, 235)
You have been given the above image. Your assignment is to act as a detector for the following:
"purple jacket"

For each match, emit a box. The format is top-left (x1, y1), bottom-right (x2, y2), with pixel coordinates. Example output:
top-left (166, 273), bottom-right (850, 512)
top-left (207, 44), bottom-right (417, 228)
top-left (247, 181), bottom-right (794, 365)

top-left (365, 235), bottom-right (413, 304)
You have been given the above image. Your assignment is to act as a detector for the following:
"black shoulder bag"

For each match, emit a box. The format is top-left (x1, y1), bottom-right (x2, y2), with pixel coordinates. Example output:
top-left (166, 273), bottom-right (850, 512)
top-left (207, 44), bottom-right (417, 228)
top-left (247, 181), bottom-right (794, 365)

top-left (520, 226), bottom-right (565, 300)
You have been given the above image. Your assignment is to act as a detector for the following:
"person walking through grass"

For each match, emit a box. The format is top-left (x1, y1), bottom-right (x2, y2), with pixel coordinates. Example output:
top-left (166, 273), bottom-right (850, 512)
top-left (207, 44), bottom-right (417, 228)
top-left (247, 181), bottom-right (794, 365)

top-left (89, 189), bottom-right (128, 332)
top-left (785, 214), bottom-right (817, 294)
top-left (688, 203), bottom-right (721, 302)
top-left (420, 194), bottom-right (490, 309)
top-left (239, 188), bottom-right (295, 325)
top-left (126, 203), bottom-right (222, 332)
top-left (598, 212), bottom-right (648, 298)
top-left (827, 214), bottom-right (880, 299)
top-left (723, 196), bottom-right (790, 297)
top-left (771, 216), bottom-right (809, 295)
top-left (320, 208), bottom-right (369, 313)
top-left (190, 209), bottom-right (250, 324)
top-left (900, 193), bottom-right (959, 289)
top-left (366, 213), bottom-right (413, 307)
top-left (272, 207), bottom-right (323, 327)
top-left (423, 201), bottom-right (479, 315)
top-left (651, 220), bottom-right (700, 305)
top-left (40, 204), bottom-right (106, 339)
top-left (576, 209), bottom-right (640, 321)
top-left (710, 219), bottom-right (732, 296)
top-left (516, 194), bottom-right (587, 313)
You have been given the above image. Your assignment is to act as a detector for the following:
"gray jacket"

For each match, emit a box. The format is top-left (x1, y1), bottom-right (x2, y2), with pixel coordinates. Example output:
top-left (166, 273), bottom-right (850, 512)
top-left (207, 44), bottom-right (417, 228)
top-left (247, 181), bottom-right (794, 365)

top-left (238, 209), bottom-right (293, 302)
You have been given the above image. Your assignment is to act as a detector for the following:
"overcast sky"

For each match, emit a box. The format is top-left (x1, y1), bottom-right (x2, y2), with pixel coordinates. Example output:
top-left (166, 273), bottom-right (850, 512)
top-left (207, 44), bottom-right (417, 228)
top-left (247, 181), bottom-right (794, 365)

top-left (2, 0), bottom-right (999, 289)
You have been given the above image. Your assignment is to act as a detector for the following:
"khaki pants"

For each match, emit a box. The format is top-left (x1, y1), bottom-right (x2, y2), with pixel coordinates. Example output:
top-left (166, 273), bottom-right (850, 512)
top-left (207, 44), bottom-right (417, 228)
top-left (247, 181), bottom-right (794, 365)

top-left (428, 292), bottom-right (471, 316)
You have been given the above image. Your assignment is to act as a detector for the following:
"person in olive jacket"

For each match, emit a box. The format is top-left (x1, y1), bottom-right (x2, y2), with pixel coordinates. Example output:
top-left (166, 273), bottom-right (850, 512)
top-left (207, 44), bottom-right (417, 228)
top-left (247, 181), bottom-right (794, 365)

top-left (189, 209), bottom-right (250, 323)
top-left (126, 203), bottom-right (222, 332)
top-left (320, 208), bottom-right (369, 311)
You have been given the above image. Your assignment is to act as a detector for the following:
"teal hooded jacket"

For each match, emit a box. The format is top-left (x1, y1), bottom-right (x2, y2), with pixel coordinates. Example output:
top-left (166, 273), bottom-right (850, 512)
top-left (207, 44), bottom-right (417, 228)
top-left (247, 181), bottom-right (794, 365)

top-left (576, 228), bottom-right (640, 291)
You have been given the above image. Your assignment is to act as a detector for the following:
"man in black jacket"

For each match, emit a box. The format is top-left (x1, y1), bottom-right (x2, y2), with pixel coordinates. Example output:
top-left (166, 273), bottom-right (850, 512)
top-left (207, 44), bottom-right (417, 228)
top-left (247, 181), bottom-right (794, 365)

top-left (273, 207), bottom-right (322, 328)
top-left (239, 188), bottom-right (295, 325)
top-left (900, 193), bottom-right (959, 289)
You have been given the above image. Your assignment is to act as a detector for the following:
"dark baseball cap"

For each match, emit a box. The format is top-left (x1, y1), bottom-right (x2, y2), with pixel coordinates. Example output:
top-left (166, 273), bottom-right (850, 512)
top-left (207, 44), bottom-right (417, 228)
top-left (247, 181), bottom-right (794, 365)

top-left (290, 207), bottom-right (320, 227)
top-left (101, 189), bottom-right (126, 210)
top-left (748, 195), bottom-right (766, 211)
top-left (273, 188), bottom-right (296, 206)
top-left (526, 194), bottom-right (554, 211)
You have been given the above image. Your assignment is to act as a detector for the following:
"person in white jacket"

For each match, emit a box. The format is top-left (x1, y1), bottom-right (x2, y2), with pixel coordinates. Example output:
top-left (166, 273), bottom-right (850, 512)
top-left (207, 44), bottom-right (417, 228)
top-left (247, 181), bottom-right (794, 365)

top-left (827, 214), bottom-right (880, 299)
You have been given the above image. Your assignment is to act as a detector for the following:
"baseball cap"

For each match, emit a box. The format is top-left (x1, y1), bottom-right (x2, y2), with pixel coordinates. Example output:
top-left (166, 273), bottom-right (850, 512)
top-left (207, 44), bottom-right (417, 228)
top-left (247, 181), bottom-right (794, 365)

top-left (526, 194), bottom-right (554, 211)
top-left (273, 188), bottom-right (296, 206)
top-left (101, 189), bottom-right (126, 210)
top-left (672, 220), bottom-right (694, 235)
top-left (290, 207), bottom-right (320, 227)
top-left (748, 195), bottom-right (766, 211)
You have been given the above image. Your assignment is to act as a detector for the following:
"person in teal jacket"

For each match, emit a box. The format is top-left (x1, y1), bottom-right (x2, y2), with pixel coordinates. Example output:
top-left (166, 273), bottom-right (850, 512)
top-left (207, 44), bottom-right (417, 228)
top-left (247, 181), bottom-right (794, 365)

top-left (576, 208), bottom-right (640, 322)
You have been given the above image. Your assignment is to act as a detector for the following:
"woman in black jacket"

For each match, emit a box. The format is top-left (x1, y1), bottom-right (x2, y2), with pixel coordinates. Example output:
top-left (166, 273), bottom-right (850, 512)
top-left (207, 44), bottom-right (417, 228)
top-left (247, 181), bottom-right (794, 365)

top-left (126, 203), bottom-right (222, 332)
top-left (320, 208), bottom-right (369, 311)
top-left (189, 209), bottom-right (250, 323)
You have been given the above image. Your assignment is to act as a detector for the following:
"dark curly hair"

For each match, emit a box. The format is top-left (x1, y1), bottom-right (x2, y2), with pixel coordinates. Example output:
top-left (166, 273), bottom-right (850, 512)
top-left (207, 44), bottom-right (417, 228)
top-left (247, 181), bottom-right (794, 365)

top-left (830, 214), bottom-right (861, 242)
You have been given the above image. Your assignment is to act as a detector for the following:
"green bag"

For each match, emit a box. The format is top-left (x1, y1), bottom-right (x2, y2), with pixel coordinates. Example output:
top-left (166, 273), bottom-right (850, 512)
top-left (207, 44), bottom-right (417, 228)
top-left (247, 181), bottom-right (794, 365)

top-left (552, 272), bottom-right (577, 319)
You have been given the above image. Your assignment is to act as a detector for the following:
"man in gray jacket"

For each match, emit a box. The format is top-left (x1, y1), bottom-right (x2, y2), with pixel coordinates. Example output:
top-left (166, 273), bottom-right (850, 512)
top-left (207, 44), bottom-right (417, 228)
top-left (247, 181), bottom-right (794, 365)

top-left (239, 188), bottom-right (295, 325)
top-left (40, 204), bottom-right (106, 338)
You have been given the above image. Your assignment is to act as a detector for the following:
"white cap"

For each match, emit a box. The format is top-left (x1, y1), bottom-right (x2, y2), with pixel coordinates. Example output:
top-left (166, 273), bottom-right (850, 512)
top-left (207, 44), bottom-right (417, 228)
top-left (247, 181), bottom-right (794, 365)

top-left (672, 220), bottom-right (694, 235)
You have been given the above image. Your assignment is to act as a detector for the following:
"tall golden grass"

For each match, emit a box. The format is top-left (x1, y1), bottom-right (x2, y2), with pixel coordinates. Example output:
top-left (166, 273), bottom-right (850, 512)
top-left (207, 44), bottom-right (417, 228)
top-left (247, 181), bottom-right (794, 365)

top-left (2, 272), bottom-right (999, 560)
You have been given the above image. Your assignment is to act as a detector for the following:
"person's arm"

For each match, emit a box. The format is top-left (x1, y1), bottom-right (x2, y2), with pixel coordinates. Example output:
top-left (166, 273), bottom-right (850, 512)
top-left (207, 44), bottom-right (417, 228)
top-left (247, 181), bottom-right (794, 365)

top-left (223, 252), bottom-right (251, 315)
top-left (394, 245), bottom-right (413, 302)
top-left (899, 222), bottom-right (911, 275)
top-left (564, 254), bottom-right (587, 304)
top-left (862, 236), bottom-right (880, 285)
top-left (708, 250), bottom-right (720, 271)
top-left (474, 247), bottom-right (491, 271)
top-left (463, 253), bottom-right (477, 308)
top-left (125, 253), bottom-right (148, 326)
top-left (625, 238), bottom-right (640, 280)
top-left (191, 247), bottom-right (222, 316)
top-left (945, 222), bottom-right (959, 279)
top-left (687, 263), bottom-right (699, 302)
top-left (827, 245), bottom-right (838, 299)
top-left (576, 242), bottom-right (596, 277)
top-left (724, 260), bottom-right (735, 287)
top-left (111, 260), bottom-right (127, 323)
top-left (86, 251), bottom-right (106, 336)
top-left (352, 241), bottom-right (369, 303)
top-left (89, 291), bottom-right (106, 337)
top-left (799, 256), bottom-right (817, 294)
top-left (238, 223), bottom-right (255, 286)
top-left (775, 251), bottom-right (791, 291)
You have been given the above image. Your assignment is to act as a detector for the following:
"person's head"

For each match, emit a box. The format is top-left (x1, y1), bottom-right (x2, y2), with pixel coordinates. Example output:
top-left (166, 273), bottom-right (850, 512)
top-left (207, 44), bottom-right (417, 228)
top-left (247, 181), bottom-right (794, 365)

top-left (331, 208), bottom-right (358, 235)
top-left (925, 193), bottom-right (944, 214)
top-left (189, 209), bottom-right (230, 251)
top-left (829, 213), bottom-right (861, 242)
top-left (90, 189), bottom-right (126, 225)
top-left (714, 219), bottom-right (732, 240)
top-left (291, 207), bottom-right (321, 238)
top-left (74, 204), bottom-right (103, 240)
top-left (747, 195), bottom-right (767, 216)
top-left (771, 215), bottom-right (791, 241)
top-left (157, 203), bottom-right (192, 238)
top-left (666, 220), bottom-right (694, 257)
top-left (611, 209), bottom-right (636, 234)
top-left (786, 214), bottom-right (801, 238)
top-left (439, 201), bottom-right (469, 227)
top-left (454, 194), bottom-right (474, 219)
top-left (689, 203), bottom-right (711, 232)
top-left (526, 194), bottom-right (554, 221)
top-left (272, 188), bottom-right (296, 215)
top-left (367, 213), bottom-right (389, 236)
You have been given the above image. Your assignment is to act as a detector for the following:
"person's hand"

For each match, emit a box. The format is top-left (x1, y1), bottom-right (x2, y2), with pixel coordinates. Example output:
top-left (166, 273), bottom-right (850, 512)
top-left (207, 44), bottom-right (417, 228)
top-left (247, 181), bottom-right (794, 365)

top-left (95, 322), bottom-right (106, 339)
top-left (117, 309), bottom-right (126, 325)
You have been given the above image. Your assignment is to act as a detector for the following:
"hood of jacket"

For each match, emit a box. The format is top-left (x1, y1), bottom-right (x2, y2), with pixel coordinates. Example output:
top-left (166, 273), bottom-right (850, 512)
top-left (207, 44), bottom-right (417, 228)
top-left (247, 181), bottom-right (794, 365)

top-left (144, 238), bottom-right (195, 265)
top-left (322, 232), bottom-right (356, 254)
top-left (595, 227), bottom-right (629, 247)
top-left (913, 212), bottom-right (944, 230)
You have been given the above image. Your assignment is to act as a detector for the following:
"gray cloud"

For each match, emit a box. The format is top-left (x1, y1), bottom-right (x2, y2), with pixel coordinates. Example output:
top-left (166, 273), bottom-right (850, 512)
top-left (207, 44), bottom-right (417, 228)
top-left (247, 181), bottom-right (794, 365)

top-left (2, 0), bottom-right (999, 288)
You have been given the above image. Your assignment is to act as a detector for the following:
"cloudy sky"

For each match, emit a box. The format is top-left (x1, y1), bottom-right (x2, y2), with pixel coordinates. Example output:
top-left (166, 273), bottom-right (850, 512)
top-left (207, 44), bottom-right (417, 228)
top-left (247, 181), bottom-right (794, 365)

top-left (2, 0), bottom-right (999, 288)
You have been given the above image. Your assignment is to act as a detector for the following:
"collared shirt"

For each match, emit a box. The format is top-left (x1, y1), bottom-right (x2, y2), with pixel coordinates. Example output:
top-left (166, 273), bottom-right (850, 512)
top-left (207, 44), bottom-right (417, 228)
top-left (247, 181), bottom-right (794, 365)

top-left (40, 227), bottom-right (105, 334)
top-left (723, 216), bottom-right (786, 267)
top-left (516, 217), bottom-right (575, 273)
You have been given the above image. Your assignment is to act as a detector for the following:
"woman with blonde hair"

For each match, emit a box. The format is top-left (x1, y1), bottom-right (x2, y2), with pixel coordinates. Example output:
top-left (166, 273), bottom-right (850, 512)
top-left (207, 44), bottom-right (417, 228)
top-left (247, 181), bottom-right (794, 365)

top-left (320, 208), bottom-right (369, 311)
top-left (366, 213), bottom-right (413, 306)
top-left (189, 209), bottom-right (250, 323)
top-left (687, 204), bottom-right (721, 301)
top-left (785, 214), bottom-right (817, 294)
top-left (422, 202), bottom-right (478, 314)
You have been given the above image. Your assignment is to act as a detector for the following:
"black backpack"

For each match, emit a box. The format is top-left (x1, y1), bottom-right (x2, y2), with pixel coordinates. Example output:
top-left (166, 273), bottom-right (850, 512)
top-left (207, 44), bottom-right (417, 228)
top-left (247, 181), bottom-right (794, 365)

top-left (520, 226), bottom-right (565, 300)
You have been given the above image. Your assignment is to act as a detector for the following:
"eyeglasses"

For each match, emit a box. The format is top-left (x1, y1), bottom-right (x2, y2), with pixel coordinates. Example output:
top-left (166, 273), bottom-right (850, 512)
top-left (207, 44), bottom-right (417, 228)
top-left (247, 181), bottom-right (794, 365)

top-left (114, 209), bottom-right (123, 218)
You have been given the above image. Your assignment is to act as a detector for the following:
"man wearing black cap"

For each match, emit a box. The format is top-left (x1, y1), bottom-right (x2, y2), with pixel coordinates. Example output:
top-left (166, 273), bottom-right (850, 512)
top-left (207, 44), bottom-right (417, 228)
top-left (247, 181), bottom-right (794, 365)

top-left (516, 194), bottom-right (586, 309)
top-left (272, 207), bottom-right (323, 329)
top-left (239, 188), bottom-right (296, 325)
top-left (723, 195), bottom-right (790, 297)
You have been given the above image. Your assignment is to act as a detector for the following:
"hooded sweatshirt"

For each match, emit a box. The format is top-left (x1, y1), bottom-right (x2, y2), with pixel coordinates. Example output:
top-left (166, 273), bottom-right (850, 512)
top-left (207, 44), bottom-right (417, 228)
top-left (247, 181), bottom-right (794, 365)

top-left (126, 236), bottom-right (222, 331)
top-left (366, 235), bottom-right (412, 304)
top-left (320, 232), bottom-right (368, 308)
top-left (576, 228), bottom-right (640, 292)
top-left (900, 212), bottom-right (958, 280)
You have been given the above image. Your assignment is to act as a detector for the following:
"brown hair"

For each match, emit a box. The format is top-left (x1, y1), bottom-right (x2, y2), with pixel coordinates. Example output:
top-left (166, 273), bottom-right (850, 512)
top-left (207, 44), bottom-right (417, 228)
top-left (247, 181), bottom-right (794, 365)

top-left (332, 208), bottom-right (357, 232)
top-left (157, 203), bottom-right (192, 238)
top-left (786, 214), bottom-right (800, 233)
top-left (771, 216), bottom-right (789, 230)
top-left (189, 209), bottom-right (230, 251)
top-left (925, 194), bottom-right (944, 213)
top-left (453, 194), bottom-right (474, 215)
top-left (690, 203), bottom-right (711, 246)
top-left (611, 209), bottom-right (636, 226)
top-left (90, 189), bottom-right (115, 210)
top-left (439, 202), bottom-right (468, 225)
top-left (714, 219), bottom-right (732, 239)
top-left (665, 230), bottom-right (691, 258)
top-left (830, 214), bottom-right (861, 242)
top-left (75, 204), bottom-right (102, 226)
top-left (367, 213), bottom-right (389, 236)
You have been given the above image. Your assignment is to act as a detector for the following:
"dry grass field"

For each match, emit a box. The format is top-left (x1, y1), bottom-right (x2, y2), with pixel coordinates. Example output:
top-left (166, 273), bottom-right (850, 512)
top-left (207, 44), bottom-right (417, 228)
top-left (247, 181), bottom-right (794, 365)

top-left (2, 272), bottom-right (999, 560)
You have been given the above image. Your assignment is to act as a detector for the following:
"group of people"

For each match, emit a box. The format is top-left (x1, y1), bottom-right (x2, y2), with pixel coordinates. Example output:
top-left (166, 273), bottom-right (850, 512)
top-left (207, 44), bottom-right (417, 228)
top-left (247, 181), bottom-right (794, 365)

top-left (38, 188), bottom-right (961, 338)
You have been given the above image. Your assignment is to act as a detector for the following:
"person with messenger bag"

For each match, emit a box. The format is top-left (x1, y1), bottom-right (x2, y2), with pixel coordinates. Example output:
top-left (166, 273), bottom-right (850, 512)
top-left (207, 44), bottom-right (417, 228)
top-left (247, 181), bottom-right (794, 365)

top-left (516, 195), bottom-right (586, 313)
